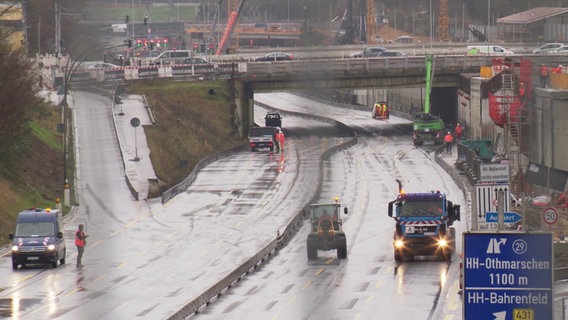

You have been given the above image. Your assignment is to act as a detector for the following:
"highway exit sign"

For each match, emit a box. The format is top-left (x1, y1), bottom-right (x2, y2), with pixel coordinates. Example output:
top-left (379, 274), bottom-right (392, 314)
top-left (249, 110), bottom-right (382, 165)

top-left (463, 232), bottom-right (553, 320)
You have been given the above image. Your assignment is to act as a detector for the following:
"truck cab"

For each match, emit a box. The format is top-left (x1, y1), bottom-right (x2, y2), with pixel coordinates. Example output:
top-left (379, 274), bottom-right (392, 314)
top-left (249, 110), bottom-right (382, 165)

top-left (264, 112), bottom-right (282, 128)
top-left (9, 208), bottom-right (67, 270)
top-left (388, 186), bottom-right (460, 262)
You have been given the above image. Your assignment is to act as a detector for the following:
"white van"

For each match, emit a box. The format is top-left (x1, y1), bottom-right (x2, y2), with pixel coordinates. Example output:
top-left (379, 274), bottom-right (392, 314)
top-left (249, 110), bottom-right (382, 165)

top-left (466, 45), bottom-right (514, 55)
top-left (150, 50), bottom-right (193, 65)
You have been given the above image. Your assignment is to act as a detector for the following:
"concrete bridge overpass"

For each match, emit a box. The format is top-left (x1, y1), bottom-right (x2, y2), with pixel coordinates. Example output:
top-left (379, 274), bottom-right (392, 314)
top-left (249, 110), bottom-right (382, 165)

top-left (86, 53), bottom-right (564, 136)
top-left (230, 54), bottom-right (560, 136)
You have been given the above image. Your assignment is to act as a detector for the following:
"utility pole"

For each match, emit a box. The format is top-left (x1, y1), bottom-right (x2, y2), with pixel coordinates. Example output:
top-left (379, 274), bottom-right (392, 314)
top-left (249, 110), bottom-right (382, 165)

top-left (55, 1), bottom-right (61, 56)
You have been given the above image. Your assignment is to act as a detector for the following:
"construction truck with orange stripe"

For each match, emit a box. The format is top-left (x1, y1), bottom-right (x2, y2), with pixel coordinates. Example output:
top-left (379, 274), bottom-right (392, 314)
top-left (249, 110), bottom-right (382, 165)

top-left (388, 179), bottom-right (460, 262)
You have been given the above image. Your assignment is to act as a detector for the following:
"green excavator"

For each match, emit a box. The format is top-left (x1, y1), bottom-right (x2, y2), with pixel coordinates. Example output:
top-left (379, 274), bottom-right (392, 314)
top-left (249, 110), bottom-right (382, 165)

top-left (412, 55), bottom-right (444, 146)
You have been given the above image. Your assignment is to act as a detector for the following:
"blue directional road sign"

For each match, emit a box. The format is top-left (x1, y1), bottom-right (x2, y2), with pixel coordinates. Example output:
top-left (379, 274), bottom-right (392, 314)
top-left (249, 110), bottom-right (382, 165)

top-left (463, 232), bottom-right (552, 320)
top-left (485, 211), bottom-right (522, 223)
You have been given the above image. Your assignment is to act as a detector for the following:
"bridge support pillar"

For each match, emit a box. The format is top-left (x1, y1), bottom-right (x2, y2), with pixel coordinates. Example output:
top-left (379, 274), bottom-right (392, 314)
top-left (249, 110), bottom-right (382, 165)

top-left (233, 80), bottom-right (254, 138)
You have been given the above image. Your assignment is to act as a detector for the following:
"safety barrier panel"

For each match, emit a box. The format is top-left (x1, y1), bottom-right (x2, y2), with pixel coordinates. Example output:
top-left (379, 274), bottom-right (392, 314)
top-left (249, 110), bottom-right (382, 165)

top-left (124, 67), bottom-right (139, 80)
top-left (550, 72), bottom-right (568, 90)
top-left (480, 66), bottom-right (492, 78)
top-left (158, 66), bottom-right (173, 78)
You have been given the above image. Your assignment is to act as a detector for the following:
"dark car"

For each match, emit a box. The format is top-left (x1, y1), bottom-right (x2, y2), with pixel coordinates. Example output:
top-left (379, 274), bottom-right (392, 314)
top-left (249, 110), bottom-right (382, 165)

top-left (379, 50), bottom-right (405, 57)
top-left (353, 47), bottom-right (387, 58)
top-left (264, 112), bottom-right (282, 128)
top-left (181, 57), bottom-right (209, 64)
top-left (254, 52), bottom-right (294, 62)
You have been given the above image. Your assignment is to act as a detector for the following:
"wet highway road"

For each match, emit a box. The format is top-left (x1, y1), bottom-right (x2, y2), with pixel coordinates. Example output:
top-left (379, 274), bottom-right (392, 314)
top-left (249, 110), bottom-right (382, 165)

top-left (189, 93), bottom-right (469, 319)
top-left (0, 91), bottom-right (354, 319)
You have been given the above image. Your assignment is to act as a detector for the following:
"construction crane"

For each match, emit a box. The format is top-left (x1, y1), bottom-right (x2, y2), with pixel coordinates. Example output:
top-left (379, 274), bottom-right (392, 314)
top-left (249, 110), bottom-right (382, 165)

top-left (215, 0), bottom-right (244, 55)
top-left (365, 0), bottom-right (376, 43)
top-left (437, 0), bottom-right (449, 42)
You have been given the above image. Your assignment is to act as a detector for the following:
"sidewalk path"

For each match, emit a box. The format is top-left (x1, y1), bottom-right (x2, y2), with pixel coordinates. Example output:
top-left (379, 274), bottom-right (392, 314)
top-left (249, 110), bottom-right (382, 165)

top-left (112, 94), bottom-right (157, 200)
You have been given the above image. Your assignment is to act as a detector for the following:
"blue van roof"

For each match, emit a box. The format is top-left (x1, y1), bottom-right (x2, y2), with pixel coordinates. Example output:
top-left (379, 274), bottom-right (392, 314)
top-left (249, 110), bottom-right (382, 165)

top-left (16, 209), bottom-right (61, 222)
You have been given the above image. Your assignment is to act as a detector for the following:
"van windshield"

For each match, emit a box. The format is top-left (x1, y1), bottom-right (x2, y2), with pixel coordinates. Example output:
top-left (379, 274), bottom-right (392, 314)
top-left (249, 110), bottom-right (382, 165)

top-left (15, 222), bottom-right (55, 237)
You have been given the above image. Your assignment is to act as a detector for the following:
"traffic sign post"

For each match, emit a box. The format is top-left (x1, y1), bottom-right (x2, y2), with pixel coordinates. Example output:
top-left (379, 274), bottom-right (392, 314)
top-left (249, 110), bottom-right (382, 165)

top-left (463, 232), bottom-right (553, 320)
top-left (485, 212), bottom-right (522, 224)
top-left (130, 117), bottom-right (141, 161)
top-left (543, 207), bottom-right (558, 225)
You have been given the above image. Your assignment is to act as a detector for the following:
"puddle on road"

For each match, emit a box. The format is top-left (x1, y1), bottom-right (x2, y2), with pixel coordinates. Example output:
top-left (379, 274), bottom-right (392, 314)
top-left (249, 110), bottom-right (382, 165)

top-left (0, 298), bottom-right (41, 318)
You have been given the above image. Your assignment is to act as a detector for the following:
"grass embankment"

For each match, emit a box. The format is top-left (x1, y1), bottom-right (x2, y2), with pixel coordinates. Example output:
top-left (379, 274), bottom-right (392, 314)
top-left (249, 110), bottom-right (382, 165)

top-left (130, 80), bottom-right (246, 197)
top-left (0, 101), bottom-right (68, 244)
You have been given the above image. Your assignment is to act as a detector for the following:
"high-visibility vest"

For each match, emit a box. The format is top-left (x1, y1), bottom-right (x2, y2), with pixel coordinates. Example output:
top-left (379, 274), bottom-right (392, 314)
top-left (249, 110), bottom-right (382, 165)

top-left (444, 134), bottom-right (454, 143)
top-left (540, 66), bottom-right (549, 77)
top-left (455, 125), bottom-right (463, 136)
top-left (75, 230), bottom-right (85, 247)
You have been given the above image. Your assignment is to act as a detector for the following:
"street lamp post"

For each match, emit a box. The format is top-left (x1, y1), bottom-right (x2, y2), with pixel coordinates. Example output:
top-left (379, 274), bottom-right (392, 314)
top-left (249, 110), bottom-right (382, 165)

top-left (303, 6), bottom-right (307, 32)
top-left (413, 9), bottom-right (415, 35)
top-left (429, 0), bottom-right (433, 46)
top-left (287, 0), bottom-right (290, 23)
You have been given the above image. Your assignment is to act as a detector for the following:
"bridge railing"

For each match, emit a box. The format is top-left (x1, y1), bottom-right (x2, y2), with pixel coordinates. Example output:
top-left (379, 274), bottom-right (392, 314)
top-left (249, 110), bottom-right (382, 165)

top-left (91, 54), bottom-right (566, 83)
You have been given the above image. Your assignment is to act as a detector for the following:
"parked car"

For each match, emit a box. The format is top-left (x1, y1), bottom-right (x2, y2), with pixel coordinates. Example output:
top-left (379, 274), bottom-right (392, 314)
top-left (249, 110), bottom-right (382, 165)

top-left (532, 43), bottom-right (564, 53)
top-left (254, 52), bottom-right (294, 62)
top-left (379, 50), bottom-right (405, 57)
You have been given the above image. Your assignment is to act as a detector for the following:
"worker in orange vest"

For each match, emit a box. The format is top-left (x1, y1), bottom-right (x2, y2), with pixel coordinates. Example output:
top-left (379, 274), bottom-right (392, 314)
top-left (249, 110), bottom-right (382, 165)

top-left (540, 64), bottom-right (549, 87)
top-left (75, 224), bottom-right (89, 267)
top-left (454, 123), bottom-right (463, 140)
top-left (444, 132), bottom-right (454, 154)
top-left (519, 82), bottom-right (526, 102)
top-left (276, 128), bottom-right (285, 151)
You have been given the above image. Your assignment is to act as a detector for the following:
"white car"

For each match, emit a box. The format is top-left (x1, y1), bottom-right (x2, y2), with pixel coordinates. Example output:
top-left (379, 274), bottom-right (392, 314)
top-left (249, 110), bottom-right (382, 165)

top-left (532, 43), bottom-right (564, 53)
top-left (551, 45), bottom-right (568, 54)
top-left (87, 62), bottom-right (120, 70)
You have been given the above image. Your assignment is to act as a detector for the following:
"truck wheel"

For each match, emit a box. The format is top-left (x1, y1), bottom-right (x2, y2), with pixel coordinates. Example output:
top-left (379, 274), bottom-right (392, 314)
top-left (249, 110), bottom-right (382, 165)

top-left (250, 147), bottom-right (256, 152)
top-left (52, 259), bottom-right (58, 268)
top-left (307, 243), bottom-right (317, 260)
top-left (60, 249), bottom-right (66, 265)
top-left (337, 236), bottom-right (347, 259)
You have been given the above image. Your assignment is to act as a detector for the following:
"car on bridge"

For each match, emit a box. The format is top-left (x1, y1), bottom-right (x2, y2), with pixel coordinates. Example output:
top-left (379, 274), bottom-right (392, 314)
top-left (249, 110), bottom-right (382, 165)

top-left (87, 62), bottom-right (119, 70)
top-left (533, 43), bottom-right (564, 53)
top-left (351, 46), bottom-right (387, 58)
top-left (551, 45), bottom-right (568, 54)
top-left (254, 52), bottom-right (294, 62)
top-left (180, 57), bottom-right (209, 65)
top-left (379, 50), bottom-right (405, 57)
